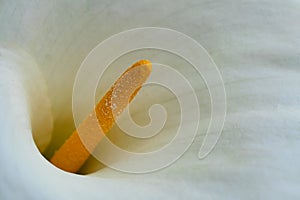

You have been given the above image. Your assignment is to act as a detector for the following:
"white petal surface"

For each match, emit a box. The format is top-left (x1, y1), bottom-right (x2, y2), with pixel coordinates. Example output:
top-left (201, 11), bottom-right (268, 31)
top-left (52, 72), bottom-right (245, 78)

top-left (1, 0), bottom-right (300, 199)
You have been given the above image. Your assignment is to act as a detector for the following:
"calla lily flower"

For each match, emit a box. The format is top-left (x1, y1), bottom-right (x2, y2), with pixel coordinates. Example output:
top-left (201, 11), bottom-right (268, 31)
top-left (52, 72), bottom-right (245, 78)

top-left (1, 1), bottom-right (300, 199)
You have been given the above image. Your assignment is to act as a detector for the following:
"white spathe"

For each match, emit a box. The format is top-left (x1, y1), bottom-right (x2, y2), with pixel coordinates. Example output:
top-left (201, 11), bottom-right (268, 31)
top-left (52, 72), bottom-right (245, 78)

top-left (1, 0), bottom-right (300, 199)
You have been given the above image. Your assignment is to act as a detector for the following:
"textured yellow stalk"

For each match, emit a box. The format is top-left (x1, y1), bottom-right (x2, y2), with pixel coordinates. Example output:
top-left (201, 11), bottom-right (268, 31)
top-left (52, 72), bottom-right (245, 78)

top-left (50, 60), bottom-right (152, 173)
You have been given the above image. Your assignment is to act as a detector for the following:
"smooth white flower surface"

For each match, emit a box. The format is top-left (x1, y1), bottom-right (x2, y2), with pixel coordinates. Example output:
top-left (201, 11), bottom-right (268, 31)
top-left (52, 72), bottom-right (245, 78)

top-left (1, 0), bottom-right (300, 199)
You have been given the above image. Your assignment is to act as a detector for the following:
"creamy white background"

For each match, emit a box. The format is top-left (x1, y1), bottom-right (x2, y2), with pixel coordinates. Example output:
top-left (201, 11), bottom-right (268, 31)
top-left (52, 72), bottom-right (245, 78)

top-left (0, 0), bottom-right (300, 199)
